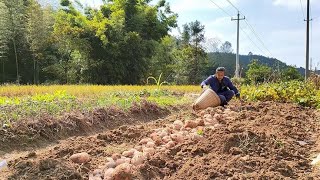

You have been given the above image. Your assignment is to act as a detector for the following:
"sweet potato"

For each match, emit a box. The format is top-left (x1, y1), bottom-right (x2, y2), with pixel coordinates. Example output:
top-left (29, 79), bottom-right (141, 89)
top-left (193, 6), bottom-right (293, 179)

top-left (173, 120), bottom-right (184, 130)
top-left (134, 145), bottom-right (143, 152)
top-left (93, 169), bottom-right (102, 176)
top-left (104, 168), bottom-right (115, 179)
top-left (143, 147), bottom-right (155, 158)
top-left (213, 114), bottom-right (223, 121)
top-left (203, 114), bottom-right (212, 119)
top-left (158, 130), bottom-right (168, 138)
top-left (115, 158), bottom-right (126, 166)
top-left (170, 133), bottom-right (184, 143)
top-left (105, 161), bottom-right (116, 169)
top-left (191, 133), bottom-right (204, 141)
top-left (89, 174), bottom-right (102, 180)
top-left (139, 138), bottom-right (153, 145)
top-left (162, 135), bottom-right (171, 143)
top-left (122, 150), bottom-right (134, 158)
top-left (197, 119), bottom-right (205, 126)
top-left (165, 141), bottom-right (175, 149)
top-left (146, 141), bottom-right (156, 148)
top-left (111, 163), bottom-right (136, 180)
top-left (184, 120), bottom-right (198, 128)
top-left (131, 152), bottom-right (145, 166)
top-left (70, 152), bottom-right (91, 164)
top-left (111, 153), bottom-right (121, 160)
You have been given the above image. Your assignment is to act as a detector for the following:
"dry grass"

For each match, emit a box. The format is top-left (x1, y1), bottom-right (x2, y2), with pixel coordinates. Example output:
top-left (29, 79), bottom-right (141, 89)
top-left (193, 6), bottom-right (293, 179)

top-left (0, 85), bottom-right (200, 97)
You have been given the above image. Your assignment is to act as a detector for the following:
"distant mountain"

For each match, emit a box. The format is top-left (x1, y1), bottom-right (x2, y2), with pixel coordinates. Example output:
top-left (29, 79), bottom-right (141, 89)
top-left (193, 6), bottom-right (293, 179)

top-left (296, 67), bottom-right (320, 76)
top-left (208, 52), bottom-right (288, 77)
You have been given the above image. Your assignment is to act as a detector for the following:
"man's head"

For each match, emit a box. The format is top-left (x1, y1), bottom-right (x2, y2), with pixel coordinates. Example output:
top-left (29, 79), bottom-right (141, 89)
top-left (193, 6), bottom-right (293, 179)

top-left (215, 67), bottom-right (225, 80)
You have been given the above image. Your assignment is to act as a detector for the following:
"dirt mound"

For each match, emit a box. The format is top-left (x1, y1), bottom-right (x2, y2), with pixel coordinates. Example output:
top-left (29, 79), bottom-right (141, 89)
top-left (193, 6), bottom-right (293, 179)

top-left (3, 108), bottom-right (188, 179)
top-left (3, 102), bottom-right (320, 179)
top-left (8, 158), bottom-right (82, 180)
top-left (0, 101), bottom-right (170, 154)
top-left (136, 102), bottom-right (320, 179)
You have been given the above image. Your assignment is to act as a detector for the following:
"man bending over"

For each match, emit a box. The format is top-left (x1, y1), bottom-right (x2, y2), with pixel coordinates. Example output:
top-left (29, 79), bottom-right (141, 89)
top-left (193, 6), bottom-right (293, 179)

top-left (201, 67), bottom-right (240, 106)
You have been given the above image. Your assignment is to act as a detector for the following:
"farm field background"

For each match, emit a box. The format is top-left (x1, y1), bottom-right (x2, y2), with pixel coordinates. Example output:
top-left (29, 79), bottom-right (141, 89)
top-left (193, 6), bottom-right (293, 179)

top-left (0, 85), bottom-right (200, 125)
top-left (1, 81), bottom-right (320, 125)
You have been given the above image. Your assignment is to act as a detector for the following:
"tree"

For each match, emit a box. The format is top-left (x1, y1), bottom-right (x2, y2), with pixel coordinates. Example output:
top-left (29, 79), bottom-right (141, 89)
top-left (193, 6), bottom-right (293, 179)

top-left (282, 66), bottom-right (303, 81)
top-left (150, 35), bottom-right (176, 82)
top-left (26, 0), bottom-right (49, 84)
top-left (0, 1), bottom-right (10, 83)
top-left (220, 41), bottom-right (233, 53)
top-left (174, 21), bottom-right (208, 84)
top-left (3, 0), bottom-right (26, 84)
top-left (51, 0), bottom-right (178, 84)
top-left (205, 37), bottom-right (221, 53)
top-left (246, 59), bottom-right (272, 84)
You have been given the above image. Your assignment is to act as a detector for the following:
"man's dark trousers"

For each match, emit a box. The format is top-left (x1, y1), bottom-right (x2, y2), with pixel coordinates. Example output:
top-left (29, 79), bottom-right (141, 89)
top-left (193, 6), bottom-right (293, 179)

top-left (217, 90), bottom-right (235, 105)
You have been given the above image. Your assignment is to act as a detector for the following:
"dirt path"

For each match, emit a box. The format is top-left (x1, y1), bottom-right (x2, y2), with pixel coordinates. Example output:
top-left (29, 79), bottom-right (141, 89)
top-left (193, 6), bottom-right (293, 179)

top-left (1, 101), bottom-right (320, 179)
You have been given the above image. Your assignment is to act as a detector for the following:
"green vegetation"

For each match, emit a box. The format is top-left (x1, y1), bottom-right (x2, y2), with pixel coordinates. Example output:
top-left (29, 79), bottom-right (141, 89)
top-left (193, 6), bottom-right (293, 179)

top-left (244, 60), bottom-right (302, 84)
top-left (242, 81), bottom-right (320, 108)
top-left (0, 0), bottom-right (212, 85)
top-left (1, 80), bottom-right (320, 125)
top-left (0, 87), bottom-right (194, 126)
top-left (147, 73), bottom-right (168, 90)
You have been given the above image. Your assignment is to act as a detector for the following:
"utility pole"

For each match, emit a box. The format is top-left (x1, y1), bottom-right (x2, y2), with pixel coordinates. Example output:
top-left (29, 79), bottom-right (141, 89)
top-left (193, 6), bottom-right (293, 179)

top-left (232, 11), bottom-right (245, 78)
top-left (305, 0), bottom-right (311, 80)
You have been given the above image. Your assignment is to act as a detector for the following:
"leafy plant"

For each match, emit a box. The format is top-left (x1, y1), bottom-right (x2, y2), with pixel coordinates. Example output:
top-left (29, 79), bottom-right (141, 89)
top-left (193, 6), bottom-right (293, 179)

top-left (147, 73), bottom-right (168, 90)
top-left (241, 81), bottom-right (320, 108)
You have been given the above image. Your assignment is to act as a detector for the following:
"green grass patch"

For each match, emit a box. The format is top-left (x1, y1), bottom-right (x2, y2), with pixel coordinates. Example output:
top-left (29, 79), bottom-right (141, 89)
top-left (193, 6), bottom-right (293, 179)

top-left (0, 89), bottom-right (193, 126)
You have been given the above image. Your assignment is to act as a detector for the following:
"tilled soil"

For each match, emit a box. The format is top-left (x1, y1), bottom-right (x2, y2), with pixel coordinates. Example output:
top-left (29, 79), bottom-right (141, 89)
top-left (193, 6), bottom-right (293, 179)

top-left (142, 102), bottom-right (320, 179)
top-left (2, 101), bottom-right (320, 180)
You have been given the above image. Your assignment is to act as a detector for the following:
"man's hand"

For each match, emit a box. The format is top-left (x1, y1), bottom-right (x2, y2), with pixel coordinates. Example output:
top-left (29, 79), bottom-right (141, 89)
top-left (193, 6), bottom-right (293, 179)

top-left (201, 85), bottom-right (208, 95)
top-left (202, 85), bottom-right (208, 90)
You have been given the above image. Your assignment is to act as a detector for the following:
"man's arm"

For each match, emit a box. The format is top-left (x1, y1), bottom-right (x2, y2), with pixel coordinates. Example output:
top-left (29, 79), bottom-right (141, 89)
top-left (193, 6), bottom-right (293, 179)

top-left (201, 76), bottom-right (213, 88)
top-left (226, 78), bottom-right (240, 97)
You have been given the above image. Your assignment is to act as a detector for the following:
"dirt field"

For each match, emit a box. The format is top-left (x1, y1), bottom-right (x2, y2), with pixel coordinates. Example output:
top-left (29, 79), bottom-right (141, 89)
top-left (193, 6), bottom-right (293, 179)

top-left (1, 101), bottom-right (320, 180)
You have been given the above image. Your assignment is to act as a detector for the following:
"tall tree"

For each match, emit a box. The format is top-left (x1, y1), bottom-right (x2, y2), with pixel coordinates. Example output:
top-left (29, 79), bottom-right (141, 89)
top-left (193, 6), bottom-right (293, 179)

top-left (205, 37), bottom-right (221, 53)
top-left (26, 0), bottom-right (48, 84)
top-left (179, 21), bottom-right (207, 84)
top-left (3, 0), bottom-right (26, 84)
top-left (189, 20), bottom-right (205, 84)
top-left (220, 41), bottom-right (233, 53)
top-left (0, 1), bottom-right (10, 83)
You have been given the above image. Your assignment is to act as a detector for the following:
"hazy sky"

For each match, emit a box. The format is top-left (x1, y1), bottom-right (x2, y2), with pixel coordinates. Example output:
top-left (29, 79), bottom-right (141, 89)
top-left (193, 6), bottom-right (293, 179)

top-left (76, 0), bottom-right (320, 68)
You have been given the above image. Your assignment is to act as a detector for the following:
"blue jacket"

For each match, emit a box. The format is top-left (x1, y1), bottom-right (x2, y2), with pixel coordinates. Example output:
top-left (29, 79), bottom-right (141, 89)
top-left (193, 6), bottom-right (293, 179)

top-left (201, 75), bottom-right (239, 95)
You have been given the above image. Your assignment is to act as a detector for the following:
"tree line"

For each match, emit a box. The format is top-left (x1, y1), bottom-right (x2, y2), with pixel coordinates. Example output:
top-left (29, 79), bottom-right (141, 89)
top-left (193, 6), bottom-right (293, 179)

top-left (0, 0), bottom-right (216, 85)
top-left (0, 0), bottom-right (302, 85)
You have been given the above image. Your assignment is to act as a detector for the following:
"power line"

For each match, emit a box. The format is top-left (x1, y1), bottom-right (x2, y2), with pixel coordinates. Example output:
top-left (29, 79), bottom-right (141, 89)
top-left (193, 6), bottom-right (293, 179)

top-left (226, 0), bottom-right (239, 12)
top-left (208, 0), bottom-right (232, 17)
top-left (208, 0), bottom-right (274, 57)
top-left (239, 25), bottom-right (267, 55)
top-left (224, 0), bottom-right (274, 57)
top-left (243, 19), bottom-right (273, 57)
top-left (299, 0), bottom-right (306, 19)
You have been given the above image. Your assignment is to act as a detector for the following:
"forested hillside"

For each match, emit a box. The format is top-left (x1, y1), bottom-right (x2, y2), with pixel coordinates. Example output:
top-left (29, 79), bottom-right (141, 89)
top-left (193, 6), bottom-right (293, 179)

top-left (208, 52), bottom-right (288, 77)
